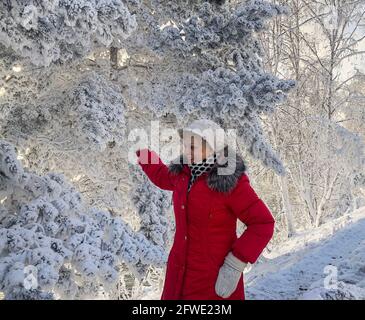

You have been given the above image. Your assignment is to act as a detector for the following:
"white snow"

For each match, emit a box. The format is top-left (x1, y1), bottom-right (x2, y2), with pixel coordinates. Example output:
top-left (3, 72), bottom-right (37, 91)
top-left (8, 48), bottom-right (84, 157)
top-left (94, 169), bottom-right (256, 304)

top-left (245, 207), bottom-right (365, 300)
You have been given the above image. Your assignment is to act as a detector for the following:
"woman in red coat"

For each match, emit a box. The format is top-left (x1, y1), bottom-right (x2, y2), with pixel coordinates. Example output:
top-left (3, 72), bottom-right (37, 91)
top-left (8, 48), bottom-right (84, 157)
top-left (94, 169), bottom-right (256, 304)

top-left (135, 119), bottom-right (275, 300)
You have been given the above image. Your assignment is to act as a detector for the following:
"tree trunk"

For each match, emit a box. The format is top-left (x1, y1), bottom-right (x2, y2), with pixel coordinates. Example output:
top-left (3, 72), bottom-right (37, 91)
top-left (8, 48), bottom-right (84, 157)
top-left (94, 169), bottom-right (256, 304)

top-left (278, 174), bottom-right (295, 237)
top-left (110, 47), bottom-right (119, 69)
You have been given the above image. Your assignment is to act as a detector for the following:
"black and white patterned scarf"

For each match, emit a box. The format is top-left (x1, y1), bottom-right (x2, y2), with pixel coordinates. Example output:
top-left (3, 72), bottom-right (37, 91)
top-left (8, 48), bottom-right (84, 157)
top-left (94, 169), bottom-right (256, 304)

top-left (187, 152), bottom-right (217, 192)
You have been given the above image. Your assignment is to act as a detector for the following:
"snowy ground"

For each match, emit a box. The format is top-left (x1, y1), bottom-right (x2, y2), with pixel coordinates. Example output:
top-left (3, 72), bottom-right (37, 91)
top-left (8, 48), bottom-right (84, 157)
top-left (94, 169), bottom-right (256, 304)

top-left (245, 207), bottom-right (365, 300)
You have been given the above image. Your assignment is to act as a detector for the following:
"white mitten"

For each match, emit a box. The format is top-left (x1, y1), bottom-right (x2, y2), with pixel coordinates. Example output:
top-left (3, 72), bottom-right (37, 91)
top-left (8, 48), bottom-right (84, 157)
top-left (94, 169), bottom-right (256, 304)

top-left (215, 251), bottom-right (247, 298)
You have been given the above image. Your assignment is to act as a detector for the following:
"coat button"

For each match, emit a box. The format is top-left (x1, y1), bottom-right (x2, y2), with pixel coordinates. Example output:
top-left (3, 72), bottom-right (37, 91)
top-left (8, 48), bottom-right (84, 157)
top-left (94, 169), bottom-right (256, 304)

top-left (181, 204), bottom-right (185, 209)
top-left (184, 235), bottom-right (187, 240)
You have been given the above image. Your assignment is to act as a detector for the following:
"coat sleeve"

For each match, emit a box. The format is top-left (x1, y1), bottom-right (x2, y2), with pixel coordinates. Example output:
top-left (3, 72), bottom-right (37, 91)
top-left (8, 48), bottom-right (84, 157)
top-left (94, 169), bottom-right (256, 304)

top-left (135, 148), bottom-right (177, 191)
top-left (226, 174), bottom-right (275, 264)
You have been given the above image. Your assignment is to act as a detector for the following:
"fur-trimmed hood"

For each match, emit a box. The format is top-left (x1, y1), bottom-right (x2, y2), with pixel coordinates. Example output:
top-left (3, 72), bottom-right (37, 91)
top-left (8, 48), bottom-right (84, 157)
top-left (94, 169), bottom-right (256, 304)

top-left (168, 145), bottom-right (246, 193)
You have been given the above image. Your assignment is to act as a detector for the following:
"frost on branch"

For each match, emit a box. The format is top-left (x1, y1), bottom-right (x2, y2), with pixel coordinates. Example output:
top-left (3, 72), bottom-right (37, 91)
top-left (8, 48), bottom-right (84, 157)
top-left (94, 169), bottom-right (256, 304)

top-left (157, 0), bottom-right (289, 55)
top-left (123, 163), bottom-right (173, 279)
top-left (176, 67), bottom-right (296, 118)
top-left (0, 140), bottom-right (167, 300)
top-left (129, 163), bottom-right (173, 248)
top-left (66, 71), bottom-right (127, 150)
top-left (2, 71), bottom-right (126, 152)
top-left (0, 0), bottom-right (138, 66)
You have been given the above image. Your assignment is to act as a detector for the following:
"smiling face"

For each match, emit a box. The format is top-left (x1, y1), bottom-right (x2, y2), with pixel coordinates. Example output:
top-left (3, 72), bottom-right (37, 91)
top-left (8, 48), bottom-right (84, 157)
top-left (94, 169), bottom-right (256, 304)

top-left (182, 132), bottom-right (214, 164)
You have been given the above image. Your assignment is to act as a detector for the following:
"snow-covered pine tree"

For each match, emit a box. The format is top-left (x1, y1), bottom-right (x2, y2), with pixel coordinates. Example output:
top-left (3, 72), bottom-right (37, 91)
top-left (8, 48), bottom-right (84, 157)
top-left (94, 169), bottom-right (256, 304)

top-left (0, 0), bottom-right (137, 67)
top-left (126, 163), bottom-right (174, 298)
top-left (0, 0), bottom-right (297, 299)
top-left (0, 0), bottom-right (139, 211)
top-left (0, 140), bottom-right (167, 299)
top-left (129, 164), bottom-right (172, 250)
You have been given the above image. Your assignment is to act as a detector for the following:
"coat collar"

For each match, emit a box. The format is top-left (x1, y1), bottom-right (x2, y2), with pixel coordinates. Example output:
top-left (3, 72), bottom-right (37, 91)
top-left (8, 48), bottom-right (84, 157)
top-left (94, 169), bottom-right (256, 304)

top-left (168, 145), bottom-right (246, 193)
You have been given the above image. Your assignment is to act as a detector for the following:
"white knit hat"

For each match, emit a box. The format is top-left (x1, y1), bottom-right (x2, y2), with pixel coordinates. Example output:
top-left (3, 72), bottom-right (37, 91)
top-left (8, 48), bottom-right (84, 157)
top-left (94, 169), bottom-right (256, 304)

top-left (178, 119), bottom-right (228, 152)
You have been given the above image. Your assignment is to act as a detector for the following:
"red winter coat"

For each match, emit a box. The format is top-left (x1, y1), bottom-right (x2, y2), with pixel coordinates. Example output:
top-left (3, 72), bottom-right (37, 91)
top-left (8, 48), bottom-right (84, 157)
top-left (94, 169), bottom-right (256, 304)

top-left (136, 146), bottom-right (275, 300)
